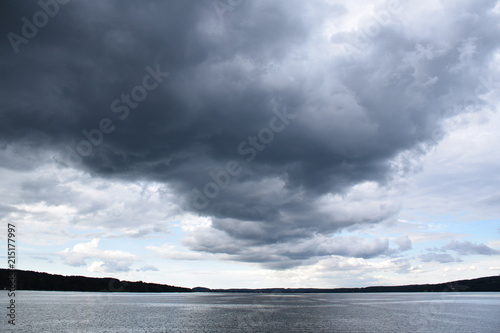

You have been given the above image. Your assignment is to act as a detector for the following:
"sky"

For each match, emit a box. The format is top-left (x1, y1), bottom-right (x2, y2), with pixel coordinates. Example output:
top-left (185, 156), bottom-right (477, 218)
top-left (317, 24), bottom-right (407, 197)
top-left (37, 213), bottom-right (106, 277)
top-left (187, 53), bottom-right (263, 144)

top-left (0, 0), bottom-right (499, 289)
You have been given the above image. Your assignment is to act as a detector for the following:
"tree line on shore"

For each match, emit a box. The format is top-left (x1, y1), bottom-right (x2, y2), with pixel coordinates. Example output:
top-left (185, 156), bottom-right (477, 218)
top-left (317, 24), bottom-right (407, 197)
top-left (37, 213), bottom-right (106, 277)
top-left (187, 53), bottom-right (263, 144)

top-left (1, 268), bottom-right (499, 293)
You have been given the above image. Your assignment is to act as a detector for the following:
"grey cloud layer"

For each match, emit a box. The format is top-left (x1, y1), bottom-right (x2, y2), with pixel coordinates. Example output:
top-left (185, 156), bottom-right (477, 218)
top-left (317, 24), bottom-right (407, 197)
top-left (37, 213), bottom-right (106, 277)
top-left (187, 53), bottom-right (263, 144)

top-left (445, 240), bottom-right (499, 256)
top-left (419, 240), bottom-right (499, 264)
top-left (1, 0), bottom-right (499, 268)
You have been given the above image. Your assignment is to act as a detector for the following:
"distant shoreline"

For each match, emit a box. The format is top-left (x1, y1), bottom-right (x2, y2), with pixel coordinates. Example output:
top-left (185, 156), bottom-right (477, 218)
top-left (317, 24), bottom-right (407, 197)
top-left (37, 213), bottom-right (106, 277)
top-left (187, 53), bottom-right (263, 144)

top-left (1, 268), bottom-right (499, 293)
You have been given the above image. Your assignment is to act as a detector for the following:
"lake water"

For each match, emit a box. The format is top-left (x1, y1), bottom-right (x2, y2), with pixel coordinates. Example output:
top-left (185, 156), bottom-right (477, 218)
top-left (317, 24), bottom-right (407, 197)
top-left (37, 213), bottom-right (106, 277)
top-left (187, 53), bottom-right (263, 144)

top-left (2, 291), bottom-right (499, 332)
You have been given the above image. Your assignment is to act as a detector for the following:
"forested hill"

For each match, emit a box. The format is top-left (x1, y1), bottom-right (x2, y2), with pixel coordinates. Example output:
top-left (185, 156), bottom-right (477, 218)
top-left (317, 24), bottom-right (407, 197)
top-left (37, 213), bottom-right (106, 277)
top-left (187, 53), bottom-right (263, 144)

top-left (0, 269), bottom-right (191, 292)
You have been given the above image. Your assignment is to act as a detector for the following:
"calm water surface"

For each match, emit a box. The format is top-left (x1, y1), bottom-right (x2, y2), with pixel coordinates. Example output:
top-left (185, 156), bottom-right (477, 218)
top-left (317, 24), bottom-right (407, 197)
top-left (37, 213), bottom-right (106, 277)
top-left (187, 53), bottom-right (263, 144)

top-left (2, 291), bottom-right (499, 332)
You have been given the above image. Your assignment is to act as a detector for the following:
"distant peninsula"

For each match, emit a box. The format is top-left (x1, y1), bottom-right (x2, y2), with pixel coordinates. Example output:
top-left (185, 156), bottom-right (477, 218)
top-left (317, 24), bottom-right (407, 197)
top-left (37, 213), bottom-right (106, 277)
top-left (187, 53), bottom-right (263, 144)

top-left (1, 268), bottom-right (499, 293)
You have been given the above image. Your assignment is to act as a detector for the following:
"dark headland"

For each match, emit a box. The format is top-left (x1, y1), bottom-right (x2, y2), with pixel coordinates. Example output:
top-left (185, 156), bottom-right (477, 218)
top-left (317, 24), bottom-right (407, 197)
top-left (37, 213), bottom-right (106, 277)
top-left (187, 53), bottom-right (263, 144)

top-left (0, 269), bottom-right (190, 292)
top-left (1, 268), bottom-right (499, 293)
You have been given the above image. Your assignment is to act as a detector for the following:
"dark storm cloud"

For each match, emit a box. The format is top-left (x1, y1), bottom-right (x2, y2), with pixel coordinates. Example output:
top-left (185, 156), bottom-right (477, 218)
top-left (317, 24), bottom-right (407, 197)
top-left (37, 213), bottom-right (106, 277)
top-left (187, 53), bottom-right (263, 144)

top-left (184, 231), bottom-right (391, 269)
top-left (1, 0), bottom-right (499, 268)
